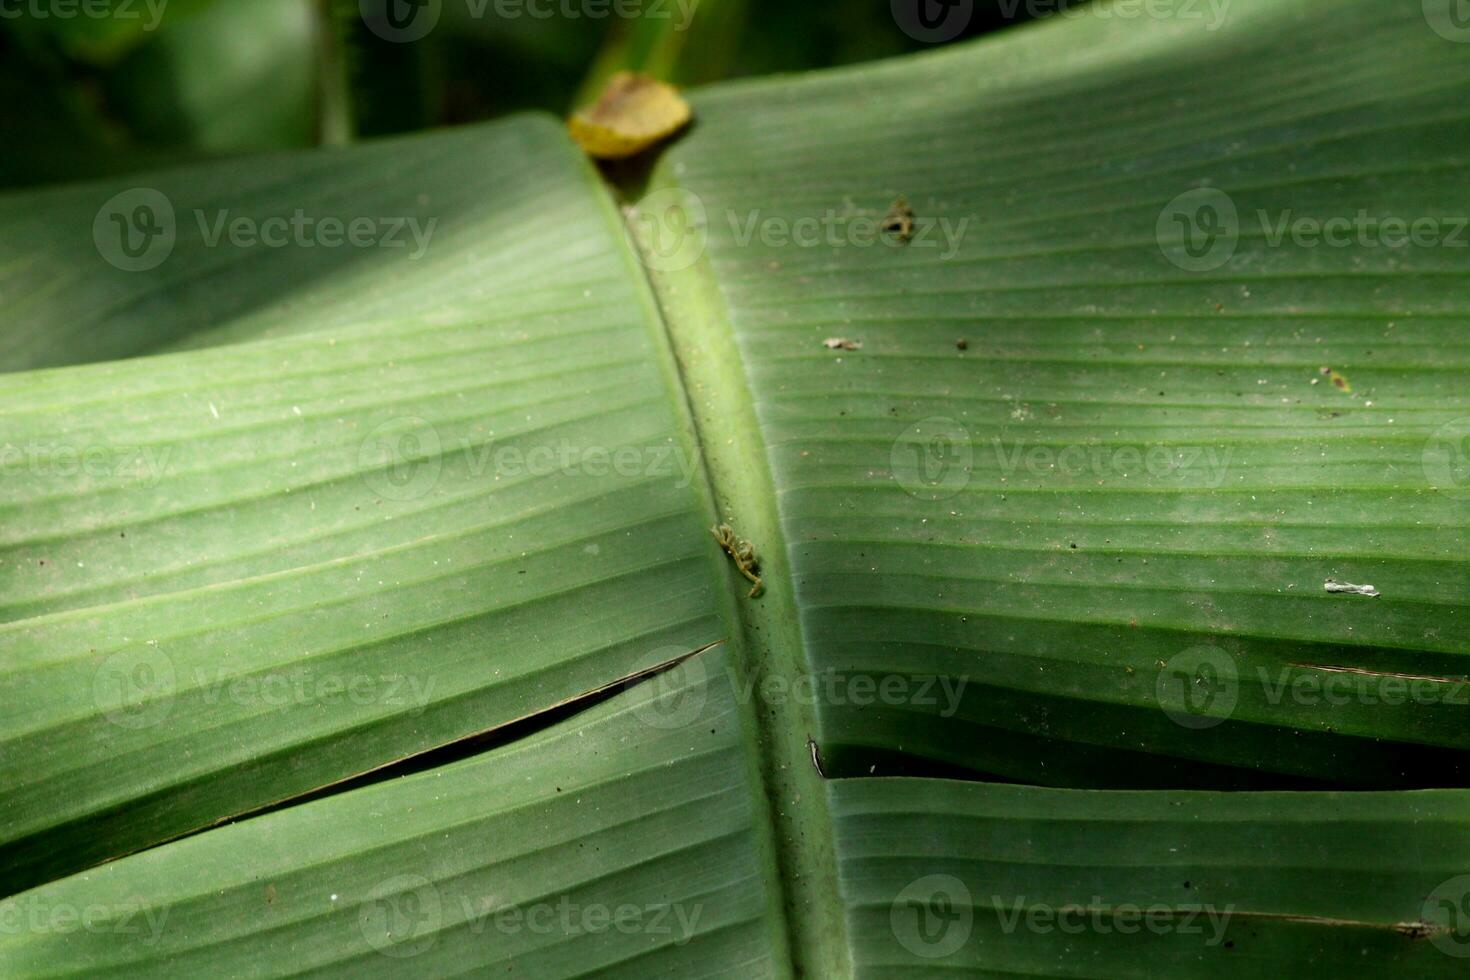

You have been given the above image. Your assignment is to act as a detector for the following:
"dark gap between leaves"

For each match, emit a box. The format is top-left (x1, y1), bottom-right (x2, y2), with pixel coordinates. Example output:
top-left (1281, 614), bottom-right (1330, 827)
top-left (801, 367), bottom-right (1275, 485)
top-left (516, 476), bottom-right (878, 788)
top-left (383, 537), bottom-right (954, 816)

top-left (0, 642), bottom-right (723, 899)
top-left (233, 640), bottom-right (724, 821)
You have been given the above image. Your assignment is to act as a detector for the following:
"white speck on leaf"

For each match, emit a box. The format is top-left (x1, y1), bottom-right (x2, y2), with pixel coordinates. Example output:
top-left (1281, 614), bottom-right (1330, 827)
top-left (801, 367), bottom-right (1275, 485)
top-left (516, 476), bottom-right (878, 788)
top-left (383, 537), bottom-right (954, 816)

top-left (1324, 580), bottom-right (1379, 597)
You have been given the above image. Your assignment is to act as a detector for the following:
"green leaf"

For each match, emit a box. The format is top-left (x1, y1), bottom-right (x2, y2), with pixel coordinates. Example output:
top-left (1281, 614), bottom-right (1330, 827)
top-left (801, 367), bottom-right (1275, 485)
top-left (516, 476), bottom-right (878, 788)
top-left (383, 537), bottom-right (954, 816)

top-left (831, 778), bottom-right (1470, 977)
top-left (637, 0), bottom-right (1470, 789)
top-left (0, 648), bottom-right (790, 976)
top-left (0, 112), bottom-right (729, 895)
top-left (0, 115), bottom-right (614, 370)
top-left (3, 0), bottom-right (1470, 976)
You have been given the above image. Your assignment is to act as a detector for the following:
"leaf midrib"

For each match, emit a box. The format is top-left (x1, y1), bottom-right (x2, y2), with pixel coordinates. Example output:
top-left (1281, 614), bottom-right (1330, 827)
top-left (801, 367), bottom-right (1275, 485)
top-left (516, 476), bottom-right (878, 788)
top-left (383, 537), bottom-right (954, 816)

top-left (585, 154), bottom-right (853, 975)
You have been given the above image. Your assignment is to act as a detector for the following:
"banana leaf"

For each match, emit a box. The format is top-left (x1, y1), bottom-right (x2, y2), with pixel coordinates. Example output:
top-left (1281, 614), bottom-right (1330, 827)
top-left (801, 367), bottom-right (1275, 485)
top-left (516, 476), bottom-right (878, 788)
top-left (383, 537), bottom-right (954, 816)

top-left (2, 0), bottom-right (1468, 976)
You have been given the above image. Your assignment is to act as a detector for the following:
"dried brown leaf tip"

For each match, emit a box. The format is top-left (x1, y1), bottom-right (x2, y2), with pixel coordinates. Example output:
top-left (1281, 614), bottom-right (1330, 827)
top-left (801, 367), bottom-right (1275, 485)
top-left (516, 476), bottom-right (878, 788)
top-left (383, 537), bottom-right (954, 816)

top-left (882, 196), bottom-right (915, 243)
top-left (711, 523), bottom-right (763, 598)
top-left (568, 72), bottom-right (691, 160)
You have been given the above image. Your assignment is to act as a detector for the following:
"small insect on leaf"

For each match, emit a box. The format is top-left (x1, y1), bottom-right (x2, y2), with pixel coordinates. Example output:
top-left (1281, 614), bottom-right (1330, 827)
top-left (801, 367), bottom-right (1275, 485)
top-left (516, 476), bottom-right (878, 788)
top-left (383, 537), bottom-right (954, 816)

top-left (1319, 366), bottom-right (1352, 393)
top-left (882, 196), bottom-right (915, 244)
top-left (822, 337), bottom-right (862, 351)
top-left (568, 72), bottom-right (692, 160)
top-left (711, 523), bottom-right (763, 598)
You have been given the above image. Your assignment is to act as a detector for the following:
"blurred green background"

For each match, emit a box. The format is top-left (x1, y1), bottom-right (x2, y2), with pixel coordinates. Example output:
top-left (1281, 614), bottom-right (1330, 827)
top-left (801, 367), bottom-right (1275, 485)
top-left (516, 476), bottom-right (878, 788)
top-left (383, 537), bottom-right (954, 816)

top-left (1, 0), bottom-right (1055, 189)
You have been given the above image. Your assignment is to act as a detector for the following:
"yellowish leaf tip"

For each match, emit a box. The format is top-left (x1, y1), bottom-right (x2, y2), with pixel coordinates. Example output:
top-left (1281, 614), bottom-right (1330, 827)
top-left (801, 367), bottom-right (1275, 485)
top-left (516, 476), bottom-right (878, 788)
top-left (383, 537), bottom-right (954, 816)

top-left (569, 72), bottom-right (691, 160)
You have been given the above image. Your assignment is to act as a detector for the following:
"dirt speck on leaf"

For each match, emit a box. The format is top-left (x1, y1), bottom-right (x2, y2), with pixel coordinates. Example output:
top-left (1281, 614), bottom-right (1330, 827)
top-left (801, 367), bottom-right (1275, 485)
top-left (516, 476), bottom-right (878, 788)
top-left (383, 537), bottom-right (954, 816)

top-left (882, 197), bottom-right (914, 243)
